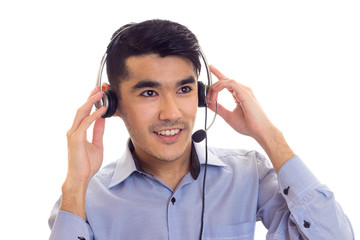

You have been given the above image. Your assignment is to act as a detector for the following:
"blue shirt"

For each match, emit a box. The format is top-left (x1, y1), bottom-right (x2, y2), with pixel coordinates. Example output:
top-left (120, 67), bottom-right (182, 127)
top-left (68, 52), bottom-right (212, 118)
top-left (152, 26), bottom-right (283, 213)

top-left (48, 141), bottom-right (354, 239)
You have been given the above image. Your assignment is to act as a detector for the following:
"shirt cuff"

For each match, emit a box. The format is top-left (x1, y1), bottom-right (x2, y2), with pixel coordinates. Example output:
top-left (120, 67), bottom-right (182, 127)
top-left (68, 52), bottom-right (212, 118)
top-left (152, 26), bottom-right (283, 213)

top-left (49, 210), bottom-right (91, 240)
top-left (277, 155), bottom-right (321, 208)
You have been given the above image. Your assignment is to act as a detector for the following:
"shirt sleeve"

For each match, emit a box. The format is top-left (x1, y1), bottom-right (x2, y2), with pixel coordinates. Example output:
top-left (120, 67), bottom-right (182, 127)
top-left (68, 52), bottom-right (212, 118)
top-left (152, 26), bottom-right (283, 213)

top-left (48, 197), bottom-right (93, 240)
top-left (256, 154), bottom-right (354, 239)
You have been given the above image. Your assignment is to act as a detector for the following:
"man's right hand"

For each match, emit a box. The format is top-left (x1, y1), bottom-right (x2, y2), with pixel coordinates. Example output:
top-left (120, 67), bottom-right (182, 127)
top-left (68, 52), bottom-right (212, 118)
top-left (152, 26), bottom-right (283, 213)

top-left (60, 87), bottom-right (106, 219)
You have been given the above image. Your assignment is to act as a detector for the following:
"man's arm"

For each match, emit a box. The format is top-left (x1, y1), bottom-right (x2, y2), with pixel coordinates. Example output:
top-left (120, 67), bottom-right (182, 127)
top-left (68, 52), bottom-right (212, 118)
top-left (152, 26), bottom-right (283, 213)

top-left (49, 204), bottom-right (93, 240)
top-left (257, 154), bottom-right (354, 239)
top-left (61, 86), bottom-right (106, 218)
top-left (49, 87), bottom-right (106, 239)
top-left (206, 65), bottom-right (354, 239)
top-left (254, 125), bottom-right (295, 173)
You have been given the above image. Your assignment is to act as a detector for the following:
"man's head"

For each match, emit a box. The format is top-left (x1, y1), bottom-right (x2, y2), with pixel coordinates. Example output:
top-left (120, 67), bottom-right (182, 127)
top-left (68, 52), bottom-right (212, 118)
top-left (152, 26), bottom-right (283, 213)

top-left (105, 19), bottom-right (202, 166)
top-left (106, 19), bottom-right (201, 99)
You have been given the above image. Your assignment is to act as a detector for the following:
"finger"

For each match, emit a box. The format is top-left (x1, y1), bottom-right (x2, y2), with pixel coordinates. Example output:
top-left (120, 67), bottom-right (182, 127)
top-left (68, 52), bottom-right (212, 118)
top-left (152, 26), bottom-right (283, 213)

top-left (207, 79), bottom-right (235, 103)
top-left (92, 117), bottom-right (105, 147)
top-left (77, 106), bottom-right (106, 135)
top-left (209, 79), bottom-right (252, 103)
top-left (69, 91), bottom-right (104, 133)
top-left (207, 65), bottom-right (233, 102)
top-left (206, 84), bottom-right (219, 104)
top-left (209, 65), bottom-right (227, 81)
top-left (89, 86), bottom-right (101, 98)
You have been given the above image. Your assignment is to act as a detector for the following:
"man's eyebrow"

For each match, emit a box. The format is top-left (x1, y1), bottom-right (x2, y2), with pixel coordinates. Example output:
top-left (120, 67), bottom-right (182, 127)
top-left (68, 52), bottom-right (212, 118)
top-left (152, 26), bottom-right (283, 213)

top-left (132, 80), bottom-right (161, 91)
top-left (175, 76), bottom-right (196, 87)
top-left (131, 76), bottom-right (196, 92)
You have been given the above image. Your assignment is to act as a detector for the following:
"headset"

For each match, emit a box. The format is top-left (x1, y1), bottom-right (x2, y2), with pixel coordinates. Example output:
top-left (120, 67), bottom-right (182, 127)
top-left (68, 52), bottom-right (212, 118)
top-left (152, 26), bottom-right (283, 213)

top-left (94, 24), bottom-right (217, 240)
top-left (94, 26), bottom-right (216, 125)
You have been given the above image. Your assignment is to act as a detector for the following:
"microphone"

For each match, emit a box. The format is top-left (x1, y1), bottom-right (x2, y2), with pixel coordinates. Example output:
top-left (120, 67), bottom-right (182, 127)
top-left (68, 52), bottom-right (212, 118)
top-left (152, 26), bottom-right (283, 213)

top-left (192, 129), bottom-right (207, 143)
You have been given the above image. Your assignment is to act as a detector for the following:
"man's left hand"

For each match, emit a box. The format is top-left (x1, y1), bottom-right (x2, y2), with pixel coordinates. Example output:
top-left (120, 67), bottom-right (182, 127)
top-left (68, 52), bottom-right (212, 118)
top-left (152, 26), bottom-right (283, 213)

top-left (206, 65), bottom-right (295, 172)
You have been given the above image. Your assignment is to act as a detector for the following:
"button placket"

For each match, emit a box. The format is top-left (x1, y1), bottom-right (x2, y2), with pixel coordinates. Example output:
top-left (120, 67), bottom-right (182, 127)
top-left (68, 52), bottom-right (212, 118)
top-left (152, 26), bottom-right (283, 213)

top-left (167, 193), bottom-right (179, 238)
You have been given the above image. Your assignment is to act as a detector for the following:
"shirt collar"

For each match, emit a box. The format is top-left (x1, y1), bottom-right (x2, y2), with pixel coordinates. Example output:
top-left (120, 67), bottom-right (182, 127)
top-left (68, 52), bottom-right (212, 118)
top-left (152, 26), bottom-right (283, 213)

top-left (108, 139), bottom-right (227, 189)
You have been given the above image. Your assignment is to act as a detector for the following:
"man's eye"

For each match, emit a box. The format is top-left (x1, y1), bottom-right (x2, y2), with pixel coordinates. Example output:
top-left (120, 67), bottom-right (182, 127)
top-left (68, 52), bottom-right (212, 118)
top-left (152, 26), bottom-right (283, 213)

top-left (177, 86), bottom-right (192, 94)
top-left (141, 90), bottom-right (158, 97)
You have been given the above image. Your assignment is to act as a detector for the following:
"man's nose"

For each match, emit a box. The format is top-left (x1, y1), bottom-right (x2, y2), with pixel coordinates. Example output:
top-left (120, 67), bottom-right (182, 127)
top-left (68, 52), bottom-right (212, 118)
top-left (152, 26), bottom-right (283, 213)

top-left (158, 94), bottom-right (182, 121)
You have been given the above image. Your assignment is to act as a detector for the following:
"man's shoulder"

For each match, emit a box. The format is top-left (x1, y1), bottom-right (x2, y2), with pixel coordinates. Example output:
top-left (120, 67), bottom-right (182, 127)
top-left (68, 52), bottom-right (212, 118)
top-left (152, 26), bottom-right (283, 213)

top-left (89, 161), bottom-right (118, 187)
top-left (208, 146), bottom-right (255, 159)
top-left (208, 145), bottom-right (268, 163)
top-left (207, 146), bottom-right (273, 175)
top-left (97, 161), bottom-right (118, 176)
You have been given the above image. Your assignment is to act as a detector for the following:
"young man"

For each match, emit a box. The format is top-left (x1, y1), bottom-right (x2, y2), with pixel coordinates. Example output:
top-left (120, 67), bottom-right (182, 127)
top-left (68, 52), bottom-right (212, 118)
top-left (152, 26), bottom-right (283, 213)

top-left (49, 19), bottom-right (354, 239)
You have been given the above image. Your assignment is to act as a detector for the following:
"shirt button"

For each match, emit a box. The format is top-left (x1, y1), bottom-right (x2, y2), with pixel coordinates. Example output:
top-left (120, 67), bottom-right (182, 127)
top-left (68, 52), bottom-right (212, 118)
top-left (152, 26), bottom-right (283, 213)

top-left (303, 220), bottom-right (311, 228)
top-left (78, 237), bottom-right (86, 240)
top-left (283, 186), bottom-right (290, 195)
top-left (171, 197), bottom-right (176, 205)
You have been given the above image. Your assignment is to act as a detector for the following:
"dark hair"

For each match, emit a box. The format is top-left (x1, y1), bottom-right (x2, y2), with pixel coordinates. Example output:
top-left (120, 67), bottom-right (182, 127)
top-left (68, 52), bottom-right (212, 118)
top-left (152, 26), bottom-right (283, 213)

top-left (106, 19), bottom-right (201, 97)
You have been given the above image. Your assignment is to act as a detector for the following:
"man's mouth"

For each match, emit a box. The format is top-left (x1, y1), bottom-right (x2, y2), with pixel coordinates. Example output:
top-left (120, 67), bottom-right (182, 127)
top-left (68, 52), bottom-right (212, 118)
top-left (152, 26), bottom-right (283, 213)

top-left (155, 129), bottom-right (181, 136)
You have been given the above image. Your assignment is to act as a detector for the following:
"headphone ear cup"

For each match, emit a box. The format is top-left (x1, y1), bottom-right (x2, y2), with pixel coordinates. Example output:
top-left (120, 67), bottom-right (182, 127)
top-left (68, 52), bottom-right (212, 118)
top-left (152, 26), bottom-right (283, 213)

top-left (101, 90), bottom-right (118, 118)
top-left (197, 81), bottom-right (207, 107)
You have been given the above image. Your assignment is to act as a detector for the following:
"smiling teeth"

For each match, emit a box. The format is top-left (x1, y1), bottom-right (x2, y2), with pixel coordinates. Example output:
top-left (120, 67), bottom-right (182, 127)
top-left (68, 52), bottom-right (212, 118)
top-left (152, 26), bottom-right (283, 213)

top-left (157, 129), bottom-right (180, 136)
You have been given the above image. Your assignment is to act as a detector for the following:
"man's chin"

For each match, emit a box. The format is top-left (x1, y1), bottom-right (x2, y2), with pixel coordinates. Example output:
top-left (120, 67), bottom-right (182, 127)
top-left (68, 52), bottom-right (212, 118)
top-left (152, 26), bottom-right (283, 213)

top-left (149, 139), bottom-right (192, 162)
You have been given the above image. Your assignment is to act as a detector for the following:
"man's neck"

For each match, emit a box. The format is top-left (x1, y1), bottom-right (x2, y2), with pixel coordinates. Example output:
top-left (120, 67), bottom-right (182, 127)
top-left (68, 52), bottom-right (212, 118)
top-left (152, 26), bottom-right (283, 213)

top-left (141, 159), bottom-right (190, 190)
top-left (132, 141), bottom-right (193, 190)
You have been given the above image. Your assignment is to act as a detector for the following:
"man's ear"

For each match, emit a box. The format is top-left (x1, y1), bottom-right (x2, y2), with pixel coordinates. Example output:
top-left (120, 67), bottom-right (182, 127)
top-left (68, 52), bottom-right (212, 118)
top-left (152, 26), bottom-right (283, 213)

top-left (101, 83), bottom-right (120, 117)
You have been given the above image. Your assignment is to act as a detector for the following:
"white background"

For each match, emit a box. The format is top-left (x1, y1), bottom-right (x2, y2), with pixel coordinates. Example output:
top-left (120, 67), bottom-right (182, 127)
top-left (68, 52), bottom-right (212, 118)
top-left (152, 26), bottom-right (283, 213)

top-left (1, 0), bottom-right (359, 239)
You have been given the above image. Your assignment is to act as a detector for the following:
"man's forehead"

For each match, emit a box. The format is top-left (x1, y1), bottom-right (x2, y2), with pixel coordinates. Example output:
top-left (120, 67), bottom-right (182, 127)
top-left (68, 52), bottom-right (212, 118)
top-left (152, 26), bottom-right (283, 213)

top-left (124, 54), bottom-right (197, 82)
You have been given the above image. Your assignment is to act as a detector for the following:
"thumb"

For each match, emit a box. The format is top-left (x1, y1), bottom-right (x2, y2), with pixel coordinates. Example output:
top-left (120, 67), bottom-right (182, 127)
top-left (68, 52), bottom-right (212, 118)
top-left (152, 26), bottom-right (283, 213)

top-left (207, 101), bottom-right (231, 122)
top-left (92, 117), bottom-right (106, 146)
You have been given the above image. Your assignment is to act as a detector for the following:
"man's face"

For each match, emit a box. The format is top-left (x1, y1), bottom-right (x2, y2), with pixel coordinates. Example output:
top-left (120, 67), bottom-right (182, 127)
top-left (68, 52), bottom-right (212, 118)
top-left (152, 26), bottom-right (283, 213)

top-left (117, 54), bottom-right (198, 164)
